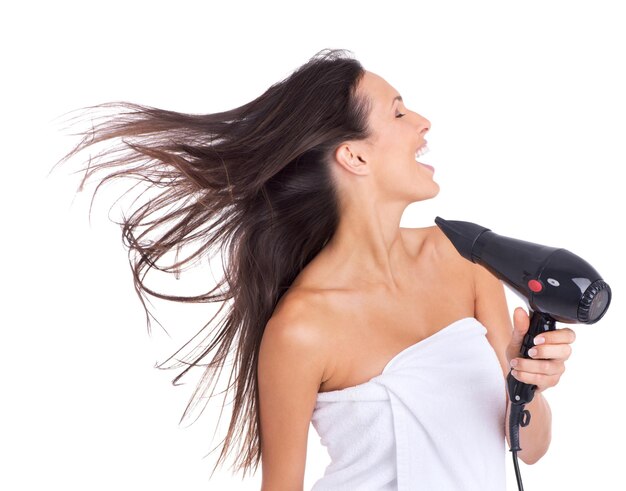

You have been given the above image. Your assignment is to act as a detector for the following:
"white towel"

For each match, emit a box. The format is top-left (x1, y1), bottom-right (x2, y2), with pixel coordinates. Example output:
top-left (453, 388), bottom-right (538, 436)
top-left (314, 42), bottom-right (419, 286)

top-left (310, 317), bottom-right (507, 491)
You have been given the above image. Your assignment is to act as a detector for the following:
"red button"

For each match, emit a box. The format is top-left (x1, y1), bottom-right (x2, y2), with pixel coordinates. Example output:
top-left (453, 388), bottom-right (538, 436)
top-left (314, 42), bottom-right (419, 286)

top-left (528, 280), bottom-right (543, 292)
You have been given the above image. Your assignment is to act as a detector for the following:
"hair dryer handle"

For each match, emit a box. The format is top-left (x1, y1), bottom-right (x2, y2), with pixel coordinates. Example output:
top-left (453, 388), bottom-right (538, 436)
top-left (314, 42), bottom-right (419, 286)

top-left (507, 310), bottom-right (556, 406)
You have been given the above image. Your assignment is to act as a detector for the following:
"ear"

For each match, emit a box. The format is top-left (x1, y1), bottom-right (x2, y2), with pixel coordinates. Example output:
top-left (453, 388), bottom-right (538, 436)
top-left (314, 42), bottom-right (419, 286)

top-left (334, 143), bottom-right (369, 175)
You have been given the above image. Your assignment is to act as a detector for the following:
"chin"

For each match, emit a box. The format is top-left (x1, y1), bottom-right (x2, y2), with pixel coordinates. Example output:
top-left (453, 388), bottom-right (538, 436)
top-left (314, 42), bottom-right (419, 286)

top-left (413, 182), bottom-right (440, 202)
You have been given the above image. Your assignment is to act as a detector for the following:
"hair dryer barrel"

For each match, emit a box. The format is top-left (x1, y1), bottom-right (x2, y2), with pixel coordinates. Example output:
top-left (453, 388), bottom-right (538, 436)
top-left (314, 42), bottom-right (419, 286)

top-left (434, 217), bottom-right (611, 324)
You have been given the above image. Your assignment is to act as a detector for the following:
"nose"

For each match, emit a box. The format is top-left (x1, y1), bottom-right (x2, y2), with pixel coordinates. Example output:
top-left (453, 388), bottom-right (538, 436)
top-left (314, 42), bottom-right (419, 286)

top-left (417, 114), bottom-right (431, 136)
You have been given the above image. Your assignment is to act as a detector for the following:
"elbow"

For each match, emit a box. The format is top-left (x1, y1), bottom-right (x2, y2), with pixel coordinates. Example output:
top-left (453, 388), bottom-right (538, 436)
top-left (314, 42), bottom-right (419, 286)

top-left (521, 453), bottom-right (543, 466)
top-left (520, 453), bottom-right (540, 466)
top-left (519, 440), bottom-right (551, 466)
top-left (261, 486), bottom-right (303, 491)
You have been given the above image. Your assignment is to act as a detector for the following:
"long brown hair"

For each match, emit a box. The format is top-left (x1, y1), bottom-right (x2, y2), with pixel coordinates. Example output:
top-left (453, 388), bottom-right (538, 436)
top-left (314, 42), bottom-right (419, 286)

top-left (51, 48), bottom-right (372, 478)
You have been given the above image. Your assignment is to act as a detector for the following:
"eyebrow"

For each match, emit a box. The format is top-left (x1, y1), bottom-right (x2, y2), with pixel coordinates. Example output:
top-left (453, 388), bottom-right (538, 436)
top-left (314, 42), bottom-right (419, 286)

top-left (391, 95), bottom-right (403, 108)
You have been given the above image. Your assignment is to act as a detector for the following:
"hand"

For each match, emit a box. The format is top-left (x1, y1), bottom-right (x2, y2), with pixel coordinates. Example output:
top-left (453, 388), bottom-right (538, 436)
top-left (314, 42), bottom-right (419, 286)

top-left (505, 307), bottom-right (576, 394)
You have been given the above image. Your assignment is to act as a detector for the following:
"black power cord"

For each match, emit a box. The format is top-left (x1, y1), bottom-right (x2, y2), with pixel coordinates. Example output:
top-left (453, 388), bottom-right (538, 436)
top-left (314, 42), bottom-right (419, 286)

top-left (506, 312), bottom-right (553, 491)
top-left (509, 401), bottom-right (532, 491)
top-left (512, 450), bottom-right (524, 491)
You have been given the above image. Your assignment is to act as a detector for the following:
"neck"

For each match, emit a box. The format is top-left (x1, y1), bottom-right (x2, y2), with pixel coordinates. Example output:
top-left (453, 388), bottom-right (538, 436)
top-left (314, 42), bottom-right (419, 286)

top-left (320, 198), bottom-right (413, 292)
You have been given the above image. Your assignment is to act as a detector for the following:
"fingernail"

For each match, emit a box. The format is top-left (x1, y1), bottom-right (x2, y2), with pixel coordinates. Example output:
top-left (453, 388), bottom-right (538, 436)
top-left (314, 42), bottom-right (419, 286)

top-left (528, 348), bottom-right (538, 357)
top-left (534, 336), bottom-right (545, 345)
top-left (510, 359), bottom-right (518, 367)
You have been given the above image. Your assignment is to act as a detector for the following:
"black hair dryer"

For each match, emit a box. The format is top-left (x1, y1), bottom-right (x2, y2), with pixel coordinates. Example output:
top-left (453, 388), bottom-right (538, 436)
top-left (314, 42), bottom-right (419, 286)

top-left (435, 217), bottom-right (612, 489)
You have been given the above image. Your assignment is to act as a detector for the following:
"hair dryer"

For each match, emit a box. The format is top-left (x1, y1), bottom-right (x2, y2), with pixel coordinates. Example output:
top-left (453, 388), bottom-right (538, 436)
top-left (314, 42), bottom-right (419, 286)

top-left (434, 216), bottom-right (612, 490)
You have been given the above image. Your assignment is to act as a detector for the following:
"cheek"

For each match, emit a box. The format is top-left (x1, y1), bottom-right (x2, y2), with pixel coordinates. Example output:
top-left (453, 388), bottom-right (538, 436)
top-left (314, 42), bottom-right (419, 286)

top-left (372, 129), bottom-right (406, 159)
top-left (375, 156), bottom-right (413, 191)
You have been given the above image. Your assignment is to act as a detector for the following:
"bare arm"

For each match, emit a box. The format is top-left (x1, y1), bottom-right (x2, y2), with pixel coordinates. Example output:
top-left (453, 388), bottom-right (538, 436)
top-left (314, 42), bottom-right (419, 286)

top-left (473, 262), bottom-right (552, 465)
top-left (257, 304), bottom-right (328, 490)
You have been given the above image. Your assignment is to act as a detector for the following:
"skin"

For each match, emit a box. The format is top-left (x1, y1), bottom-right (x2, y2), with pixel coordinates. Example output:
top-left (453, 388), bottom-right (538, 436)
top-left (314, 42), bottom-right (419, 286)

top-left (323, 69), bottom-right (438, 291)
top-left (258, 70), bottom-right (576, 489)
top-left (322, 69), bottom-right (575, 397)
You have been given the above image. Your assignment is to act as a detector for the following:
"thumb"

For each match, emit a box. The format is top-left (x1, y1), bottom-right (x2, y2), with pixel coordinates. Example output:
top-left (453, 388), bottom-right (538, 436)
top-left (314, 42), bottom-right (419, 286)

top-left (507, 307), bottom-right (530, 361)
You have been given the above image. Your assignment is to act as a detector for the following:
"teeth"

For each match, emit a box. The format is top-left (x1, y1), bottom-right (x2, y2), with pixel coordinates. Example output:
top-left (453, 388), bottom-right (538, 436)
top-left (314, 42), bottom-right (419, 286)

top-left (415, 144), bottom-right (429, 160)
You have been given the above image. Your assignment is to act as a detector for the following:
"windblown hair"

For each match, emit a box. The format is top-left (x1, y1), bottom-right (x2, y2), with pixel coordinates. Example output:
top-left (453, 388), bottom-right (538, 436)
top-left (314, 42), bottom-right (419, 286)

top-left (52, 48), bottom-right (372, 478)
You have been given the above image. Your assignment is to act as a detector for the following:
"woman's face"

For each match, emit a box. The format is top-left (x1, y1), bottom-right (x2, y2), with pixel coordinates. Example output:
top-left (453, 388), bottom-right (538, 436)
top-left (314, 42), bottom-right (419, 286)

top-left (356, 70), bottom-right (439, 202)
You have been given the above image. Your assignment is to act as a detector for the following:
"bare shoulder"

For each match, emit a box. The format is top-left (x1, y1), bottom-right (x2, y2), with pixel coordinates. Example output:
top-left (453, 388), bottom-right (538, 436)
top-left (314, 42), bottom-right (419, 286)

top-left (428, 224), bottom-right (467, 258)
top-left (402, 225), bottom-right (473, 268)
top-left (263, 288), bottom-right (332, 384)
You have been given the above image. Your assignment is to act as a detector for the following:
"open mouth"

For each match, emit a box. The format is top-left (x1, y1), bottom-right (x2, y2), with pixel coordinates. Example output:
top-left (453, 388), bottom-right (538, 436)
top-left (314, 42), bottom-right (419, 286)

top-left (415, 142), bottom-right (434, 173)
top-left (415, 142), bottom-right (429, 160)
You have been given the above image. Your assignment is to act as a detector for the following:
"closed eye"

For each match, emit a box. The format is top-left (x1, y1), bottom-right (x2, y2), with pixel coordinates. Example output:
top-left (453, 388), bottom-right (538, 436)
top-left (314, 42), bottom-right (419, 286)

top-left (396, 112), bottom-right (406, 118)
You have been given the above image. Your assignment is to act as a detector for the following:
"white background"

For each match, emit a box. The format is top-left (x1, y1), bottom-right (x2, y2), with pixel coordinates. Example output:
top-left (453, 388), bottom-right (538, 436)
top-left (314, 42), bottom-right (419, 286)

top-left (3, 1), bottom-right (625, 489)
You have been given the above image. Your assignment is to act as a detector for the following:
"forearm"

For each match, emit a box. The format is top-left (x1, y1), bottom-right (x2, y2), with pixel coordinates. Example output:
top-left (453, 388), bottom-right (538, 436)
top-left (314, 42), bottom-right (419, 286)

top-left (505, 391), bottom-right (552, 465)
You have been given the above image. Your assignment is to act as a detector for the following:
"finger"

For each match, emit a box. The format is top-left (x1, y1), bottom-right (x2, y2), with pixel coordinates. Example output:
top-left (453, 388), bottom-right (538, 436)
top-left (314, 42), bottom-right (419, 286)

top-left (533, 328), bottom-right (576, 346)
top-left (510, 369), bottom-right (561, 391)
top-left (508, 307), bottom-right (530, 354)
top-left (527, 344), bottom-right (573, 361)
top-left (512, 308), bottom-right (530, 335)
top-left (511, 358), bottom-right (566, 376)
top-left (514, 306), bottom-right (530, 325)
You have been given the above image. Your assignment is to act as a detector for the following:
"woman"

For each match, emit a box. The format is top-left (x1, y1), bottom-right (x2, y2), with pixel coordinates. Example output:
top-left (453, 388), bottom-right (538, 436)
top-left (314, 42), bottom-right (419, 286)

top-left (54, 48), bottom-right (574, 490)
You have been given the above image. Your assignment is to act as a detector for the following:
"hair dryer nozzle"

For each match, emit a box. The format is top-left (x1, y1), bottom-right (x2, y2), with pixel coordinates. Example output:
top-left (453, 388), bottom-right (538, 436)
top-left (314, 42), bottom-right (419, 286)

top-left (434, 217), bottom-right (491, 262)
